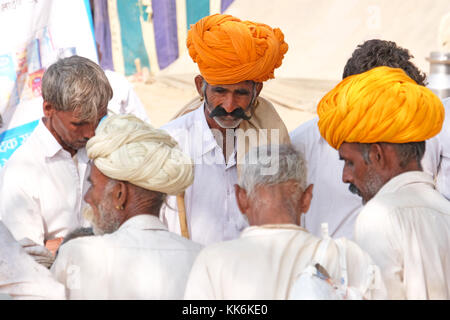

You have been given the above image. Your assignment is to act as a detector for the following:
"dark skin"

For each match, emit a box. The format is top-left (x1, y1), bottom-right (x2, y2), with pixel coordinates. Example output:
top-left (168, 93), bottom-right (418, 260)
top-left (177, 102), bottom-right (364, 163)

top-left (194, 75), bottom-right (263, 160)
top-left (234, 181), bottom-right (313, 226)
top-left (85, 165), bottom-right (163, 230)
top-left (339, 142), bottom-right (421, 203)
top-left (43, 101), bottom-right (106, 157)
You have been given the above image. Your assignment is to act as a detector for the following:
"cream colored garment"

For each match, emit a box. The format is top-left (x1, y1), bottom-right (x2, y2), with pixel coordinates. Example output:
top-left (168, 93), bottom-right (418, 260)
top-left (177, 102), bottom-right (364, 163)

top-left (0, 222), bottom-right (65, 300)
top-left (355, 171), bottom-right (450, 300)
top-left (51, 214), bottom-right (202, 299)
top-left (172, 95), bottom-right (291, 171)
top-left (86, 114), bottom-right (194, 195)
top-left (184, 224), bottom-right (386, 300)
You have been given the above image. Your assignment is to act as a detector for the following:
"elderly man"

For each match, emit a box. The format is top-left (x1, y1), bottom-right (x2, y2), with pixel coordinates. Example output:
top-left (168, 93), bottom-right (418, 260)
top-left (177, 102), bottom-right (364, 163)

top-left (161, 14), bottom-right (291, 245)
top-left (0, 56), bottom-right (112, 255)
top-left (51, 114), bottom-right (202, 299)
top-left (184, 145), bottom-right (386, 300)
top-left (0, 221), bottom-right (65, 299)
top-left (317, 66), bottom-right (450, 299)
top-left (290, 39), bottom-right (450, 239)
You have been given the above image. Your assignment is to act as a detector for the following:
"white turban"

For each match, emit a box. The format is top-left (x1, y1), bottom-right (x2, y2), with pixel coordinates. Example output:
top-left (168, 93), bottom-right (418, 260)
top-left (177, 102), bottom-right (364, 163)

top-left (86, 114), bottom-right (194, 195)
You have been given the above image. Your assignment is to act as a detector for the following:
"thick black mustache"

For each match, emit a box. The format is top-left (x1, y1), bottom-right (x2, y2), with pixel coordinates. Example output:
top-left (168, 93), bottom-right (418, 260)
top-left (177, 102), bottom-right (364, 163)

top-left (348, 183), bottom-right (362, 197)
top-left (209, 105), bottom-right (251, 121)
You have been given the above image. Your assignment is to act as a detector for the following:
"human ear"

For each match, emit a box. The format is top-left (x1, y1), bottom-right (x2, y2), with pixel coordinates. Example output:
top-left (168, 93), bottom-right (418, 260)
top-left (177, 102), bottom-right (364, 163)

top-left (43, 101), bottom-right (55, 118)
top-left (369, 143), bottom-right (386, 169)
top-left (234, 184), bottom-right (249, 215)
top-left (300, 184), bottom-right (313, 214)
top-left (112, 181), bottom-right (128, 209)
top-left (194, 75), bottom-right (205, 97)
top-left (254, 82), bottom-right (263, 97)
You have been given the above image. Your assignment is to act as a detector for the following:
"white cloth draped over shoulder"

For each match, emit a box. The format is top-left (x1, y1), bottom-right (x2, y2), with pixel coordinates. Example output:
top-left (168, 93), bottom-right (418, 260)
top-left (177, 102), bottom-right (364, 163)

top-left (184, 224), bottom-right (386, 300)
top-left (0, 221), bottom-right (65, 299)
top-left (51, 214), bottom-right (202, 299)
top-left (354, 171), bottom-right (450, 300)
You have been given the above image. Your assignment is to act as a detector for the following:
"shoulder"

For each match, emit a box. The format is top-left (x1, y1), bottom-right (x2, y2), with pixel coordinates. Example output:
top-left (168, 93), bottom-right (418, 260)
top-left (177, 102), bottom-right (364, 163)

top-left (160, 110), bottom-right (198, 135)
top-left (289, 117), bottom-right (322, 148)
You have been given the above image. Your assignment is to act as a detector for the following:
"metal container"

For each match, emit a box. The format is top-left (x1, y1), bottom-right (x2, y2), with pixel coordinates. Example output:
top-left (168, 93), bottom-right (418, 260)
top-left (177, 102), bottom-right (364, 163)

top-left (426, 51), bottom-right (450, 99)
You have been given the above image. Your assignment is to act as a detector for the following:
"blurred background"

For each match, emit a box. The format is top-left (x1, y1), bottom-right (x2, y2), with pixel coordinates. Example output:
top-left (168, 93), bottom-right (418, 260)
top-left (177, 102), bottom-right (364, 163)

top-left (1, 0), bottom-right (450, 165)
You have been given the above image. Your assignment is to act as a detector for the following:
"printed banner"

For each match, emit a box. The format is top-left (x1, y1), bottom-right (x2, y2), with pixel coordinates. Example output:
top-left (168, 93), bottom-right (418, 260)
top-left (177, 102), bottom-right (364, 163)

top-left (0, 0), bottom-right (97, 167)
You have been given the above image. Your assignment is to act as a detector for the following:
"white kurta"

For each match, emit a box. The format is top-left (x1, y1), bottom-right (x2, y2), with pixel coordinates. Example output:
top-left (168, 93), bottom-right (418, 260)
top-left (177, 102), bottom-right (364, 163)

top-left (290, 98), bottom-right (450, 239)
top-left (184, 224), bottom-right (386, 300)
top-left (354, 171), bottom-right (450, 300)
top-left (160, 105), bottom-right (249, 246)
top-left (0, 222), bottom-right (65, 299)
top-left (51, 214), bottom-right (202, 299)
top-left (0, 120), bottom-right (90, 245)
top-left (104, 70), bottom-right (150, 123)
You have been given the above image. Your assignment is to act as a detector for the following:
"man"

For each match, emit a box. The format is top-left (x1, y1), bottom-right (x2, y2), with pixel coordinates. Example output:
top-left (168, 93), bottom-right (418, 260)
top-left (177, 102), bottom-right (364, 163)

top-left (290, 39), bottom-right (449, 239)
top-left (51, 114), bottom-right (202, 299)
top-left (184, 145), bottom-right (386, 299)
top-left (317, 66), bottom-right (450, 299)
top-left (161, 14), bottom-right (291, 245)
top-left (0, 221), bottom-right (65, 299)
top-left (0, 55), bottom-right (113, 250)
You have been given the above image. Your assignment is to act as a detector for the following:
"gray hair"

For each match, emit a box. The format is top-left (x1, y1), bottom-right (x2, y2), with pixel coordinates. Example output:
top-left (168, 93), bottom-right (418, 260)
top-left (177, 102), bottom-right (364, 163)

top-left (41, 55), bottom-right (113, 121)
top-left (359, 141), bottom-right (425, 169)
top-left (238, 144), bottom-right (308, 195)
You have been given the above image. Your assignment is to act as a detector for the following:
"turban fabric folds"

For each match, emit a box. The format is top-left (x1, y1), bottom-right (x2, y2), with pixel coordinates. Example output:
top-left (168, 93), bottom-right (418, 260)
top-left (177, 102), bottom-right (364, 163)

top-left (317, 66), bottom-right (445, 150)
top-left (187, 14), bottom-right (288, 85)
top-left (86, 115), bottom-right (194, 195)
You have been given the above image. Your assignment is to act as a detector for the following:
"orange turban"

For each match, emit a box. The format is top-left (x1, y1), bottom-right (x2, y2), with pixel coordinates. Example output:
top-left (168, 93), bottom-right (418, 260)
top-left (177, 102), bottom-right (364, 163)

top-left (317, 66), bottom-right (444, 149)
top-left (186, 14), bottom-right (288, 85)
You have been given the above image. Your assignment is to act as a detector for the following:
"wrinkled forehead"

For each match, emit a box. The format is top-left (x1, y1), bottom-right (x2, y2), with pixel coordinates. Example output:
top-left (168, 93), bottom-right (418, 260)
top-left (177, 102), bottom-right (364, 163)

top-left (89, 163), bottom-right (111, 185)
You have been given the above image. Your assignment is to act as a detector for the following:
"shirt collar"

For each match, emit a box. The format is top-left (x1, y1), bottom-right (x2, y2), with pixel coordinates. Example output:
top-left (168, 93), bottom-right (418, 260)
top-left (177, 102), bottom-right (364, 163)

top-left (192, 103), bottom-right (218, 156)
top-left (35, 119), bottom-right (63, 158)
top-left (118, 214), bottom-right (168, 232)
top-left (36, 118), bottom-right (89, 161)
top-left (374, 171), bottom-right (434, 198)
top-left (240, 224), bottom-right (308, 237)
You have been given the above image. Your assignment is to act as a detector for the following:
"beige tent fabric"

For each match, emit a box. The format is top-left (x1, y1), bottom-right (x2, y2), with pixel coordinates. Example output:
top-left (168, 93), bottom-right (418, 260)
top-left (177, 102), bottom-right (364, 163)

top-left (172, 95), bottom-right (291, 173)
top-left (439, 12), bottom-right (450, 51)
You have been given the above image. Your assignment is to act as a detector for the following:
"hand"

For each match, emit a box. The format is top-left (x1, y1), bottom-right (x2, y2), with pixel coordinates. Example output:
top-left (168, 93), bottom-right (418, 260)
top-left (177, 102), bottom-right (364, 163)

top-left (18, 237), bottom-right (55, 268)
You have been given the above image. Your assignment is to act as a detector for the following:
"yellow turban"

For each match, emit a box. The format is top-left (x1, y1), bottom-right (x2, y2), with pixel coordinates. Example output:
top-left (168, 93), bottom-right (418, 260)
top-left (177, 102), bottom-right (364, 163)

top-left (317, 66), bottom-right (444, 149)
top-left (186, 14), bottom-right (288, 85)
top-left (86, 114), bottom-right (194, 195)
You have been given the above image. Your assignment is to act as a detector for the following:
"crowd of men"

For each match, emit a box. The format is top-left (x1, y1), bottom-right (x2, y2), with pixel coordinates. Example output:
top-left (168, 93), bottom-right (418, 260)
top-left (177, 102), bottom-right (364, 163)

top-left (0, 13), bottom-right (449, 300)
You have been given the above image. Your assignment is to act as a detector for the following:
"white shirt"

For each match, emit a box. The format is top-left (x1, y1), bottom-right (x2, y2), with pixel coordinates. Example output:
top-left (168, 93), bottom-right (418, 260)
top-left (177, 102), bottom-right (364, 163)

top-left (355, 171), bottom-right (450, 300)
top-left (290, 117), bottom-right (361, 239)
top-left (421, 97), bottom-right (450, 200)
top-left (0, 221), bottom-right (65, 299)
top-left (105, 70), bottom-right (150, 123)
top-left (184, 224), bottom-right (386, 300)
top-left (290, 98), bottom-right (450, 239)
top-left (0, 120), bottom-right (91, 245)
top-left (160, 105), bottom-right (249, 246)
top-left (51, 214), bottom-right (202, 299)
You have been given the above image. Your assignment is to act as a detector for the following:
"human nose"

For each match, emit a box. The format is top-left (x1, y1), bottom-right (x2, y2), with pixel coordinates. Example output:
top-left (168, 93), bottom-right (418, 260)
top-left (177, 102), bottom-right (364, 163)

top-left (83, 123), bottom-right (96, 140)
top-left (342, 165), bottom-right (352, 184)
top-left (221, 94), bottom-right (237, 113)
top-left (84, 186), bottom-right (92, 204)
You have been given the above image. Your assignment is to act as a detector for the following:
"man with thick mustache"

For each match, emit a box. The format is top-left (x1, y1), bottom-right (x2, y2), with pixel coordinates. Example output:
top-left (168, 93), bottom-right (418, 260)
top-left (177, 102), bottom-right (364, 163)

top-left (160, 14), bottom-right (291, 245)
top-left (0, 56), bottom-right (112, 250)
